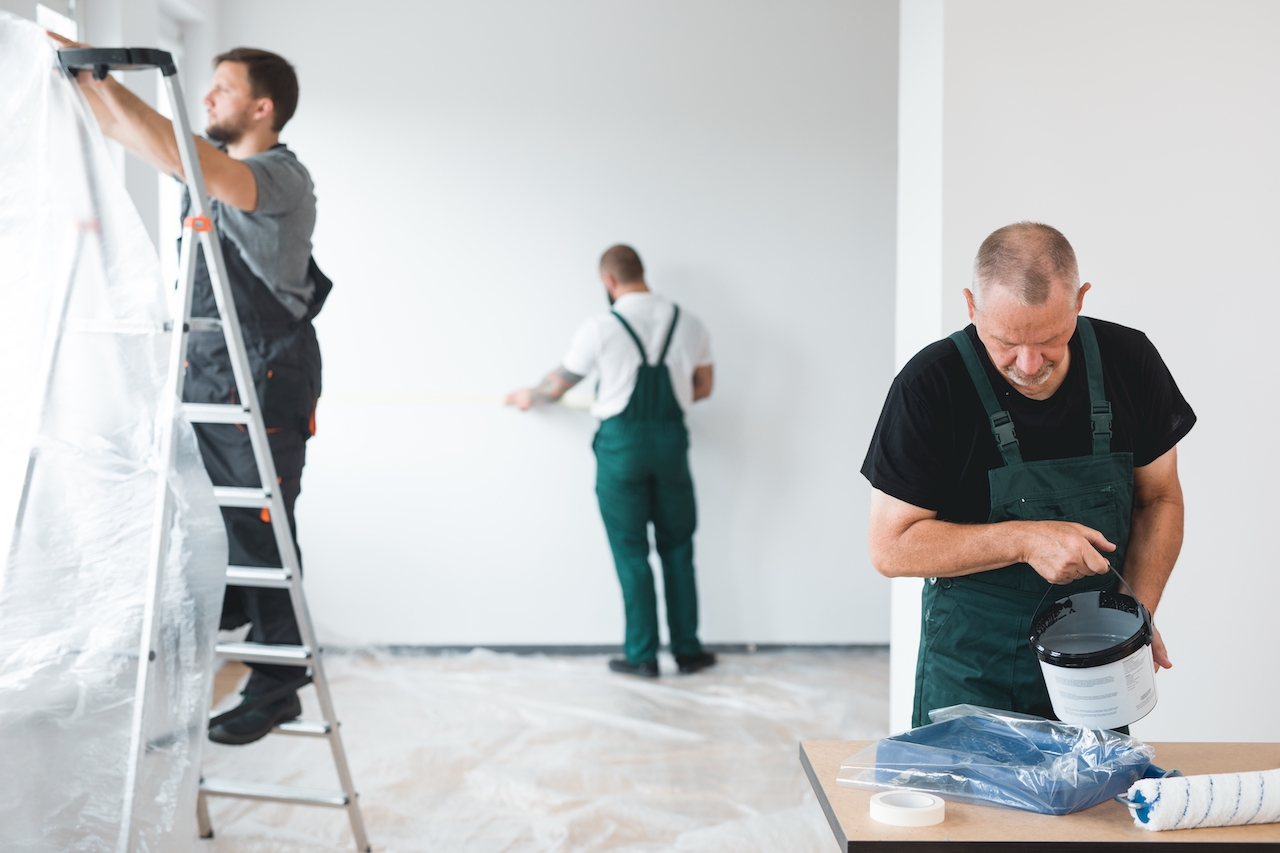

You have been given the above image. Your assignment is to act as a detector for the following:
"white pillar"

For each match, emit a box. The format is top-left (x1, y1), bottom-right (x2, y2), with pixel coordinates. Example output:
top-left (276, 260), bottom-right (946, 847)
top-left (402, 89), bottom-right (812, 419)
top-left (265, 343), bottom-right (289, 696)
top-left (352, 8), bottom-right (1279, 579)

top-left (889, 0), bottom-right (945, 734)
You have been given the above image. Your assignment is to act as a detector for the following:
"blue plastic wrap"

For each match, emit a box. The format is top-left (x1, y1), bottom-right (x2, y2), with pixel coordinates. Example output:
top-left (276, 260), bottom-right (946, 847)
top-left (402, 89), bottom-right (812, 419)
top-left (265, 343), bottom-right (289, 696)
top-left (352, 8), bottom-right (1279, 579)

top-left (835, 705), bottom-right (1156, 815)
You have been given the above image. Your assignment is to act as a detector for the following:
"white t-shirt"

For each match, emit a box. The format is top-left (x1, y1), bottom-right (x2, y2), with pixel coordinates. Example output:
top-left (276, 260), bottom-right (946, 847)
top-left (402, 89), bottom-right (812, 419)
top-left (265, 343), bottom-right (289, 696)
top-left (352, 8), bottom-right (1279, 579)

top-left (562, 292), bottom-right (713, 420)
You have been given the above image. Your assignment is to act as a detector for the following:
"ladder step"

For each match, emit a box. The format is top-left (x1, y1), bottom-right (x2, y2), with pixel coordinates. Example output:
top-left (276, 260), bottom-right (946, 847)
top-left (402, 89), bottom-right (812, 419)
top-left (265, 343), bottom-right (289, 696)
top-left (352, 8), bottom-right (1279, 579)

top-left (274, 719), bottom-right (331, 737)
top-left (188, 317), bottom-right (222, 332)
top-left (200, 778), bottom-right (349, 807)
top-left (184, 402), bottom-right (251, 424)
top-left (213, 486), bottom-right (271, 508)
top-left (226, 565), bottom-right (292, 588)
top-left (203, 713), bottom-right (331, 737)
top-left (217, 641), bottom-right (311, 664)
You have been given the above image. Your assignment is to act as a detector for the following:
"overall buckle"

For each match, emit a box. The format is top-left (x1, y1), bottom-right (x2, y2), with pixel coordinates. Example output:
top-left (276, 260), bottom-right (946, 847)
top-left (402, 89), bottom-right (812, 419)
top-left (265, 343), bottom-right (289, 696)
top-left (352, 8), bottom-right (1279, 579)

top-left (990, 411), bottom-right (1018, 451)
top-left (1091, 401), bottom-right (1113, 437)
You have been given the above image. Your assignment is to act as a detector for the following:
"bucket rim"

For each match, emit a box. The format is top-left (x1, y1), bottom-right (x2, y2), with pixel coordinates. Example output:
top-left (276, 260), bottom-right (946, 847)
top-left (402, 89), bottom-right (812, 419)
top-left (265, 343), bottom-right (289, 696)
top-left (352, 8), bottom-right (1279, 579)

top-left (1028, 590), bottom-right (1151, 669)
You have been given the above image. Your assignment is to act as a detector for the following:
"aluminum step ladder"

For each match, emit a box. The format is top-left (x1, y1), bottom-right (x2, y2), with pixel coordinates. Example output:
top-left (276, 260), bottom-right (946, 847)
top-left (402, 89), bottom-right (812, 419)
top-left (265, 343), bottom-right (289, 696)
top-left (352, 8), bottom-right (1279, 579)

top-left (57, 48), bottom-right (370, 852)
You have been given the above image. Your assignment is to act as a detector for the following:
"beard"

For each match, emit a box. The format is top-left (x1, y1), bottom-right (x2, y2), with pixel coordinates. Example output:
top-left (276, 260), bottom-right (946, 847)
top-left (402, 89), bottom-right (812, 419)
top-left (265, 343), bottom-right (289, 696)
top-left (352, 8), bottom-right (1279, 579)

top-left (205, 114), bottom-right (248, 144)
top-left (1003, 360), bottom-right (1056, 388)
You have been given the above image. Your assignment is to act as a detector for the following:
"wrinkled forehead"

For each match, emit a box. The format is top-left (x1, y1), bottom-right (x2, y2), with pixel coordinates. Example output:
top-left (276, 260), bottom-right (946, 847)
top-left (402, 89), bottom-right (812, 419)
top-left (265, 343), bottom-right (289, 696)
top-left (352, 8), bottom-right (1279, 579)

top-left (975, 282), bottom-right (1078, 344)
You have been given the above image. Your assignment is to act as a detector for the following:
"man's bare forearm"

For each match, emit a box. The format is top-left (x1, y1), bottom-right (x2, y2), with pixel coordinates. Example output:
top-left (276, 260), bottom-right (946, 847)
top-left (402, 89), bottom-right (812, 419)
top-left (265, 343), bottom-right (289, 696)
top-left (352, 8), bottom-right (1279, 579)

top-left (529, 367), bottom-right (583, 405)
top-left (868, 489), bottom-right (1118, 584)
top-left (871, 517), bottom-right (1032, 579)
top-left (85, 76), bottom-right (184, 178)
top-left (1121, 495), bottom-right (1183, 615)
top-left (75, 74), bottom-right (258, 208)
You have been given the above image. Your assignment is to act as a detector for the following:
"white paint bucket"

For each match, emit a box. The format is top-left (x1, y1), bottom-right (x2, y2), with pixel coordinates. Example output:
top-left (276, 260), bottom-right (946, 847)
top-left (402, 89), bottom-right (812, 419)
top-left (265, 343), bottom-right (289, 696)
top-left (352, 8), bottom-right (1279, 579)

top-left (1029, 590), bottom-right (1157, 729)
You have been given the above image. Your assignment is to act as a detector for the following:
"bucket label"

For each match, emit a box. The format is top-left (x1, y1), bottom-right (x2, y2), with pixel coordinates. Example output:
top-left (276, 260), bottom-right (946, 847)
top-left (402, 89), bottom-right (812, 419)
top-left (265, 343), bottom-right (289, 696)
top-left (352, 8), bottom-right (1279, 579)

top-left (1053, 674), bottom-right (1115, 688)
top-left (1040, 644), bottom-right (1157, 728)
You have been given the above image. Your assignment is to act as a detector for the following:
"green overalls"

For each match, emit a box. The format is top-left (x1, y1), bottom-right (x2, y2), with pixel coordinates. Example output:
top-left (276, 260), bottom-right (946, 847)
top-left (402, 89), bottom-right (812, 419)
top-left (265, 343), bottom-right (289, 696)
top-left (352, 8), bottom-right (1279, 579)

top-left (912, 318), bottom-right (1135, 727)
top-left (593, 306), bottom-right (704, 665)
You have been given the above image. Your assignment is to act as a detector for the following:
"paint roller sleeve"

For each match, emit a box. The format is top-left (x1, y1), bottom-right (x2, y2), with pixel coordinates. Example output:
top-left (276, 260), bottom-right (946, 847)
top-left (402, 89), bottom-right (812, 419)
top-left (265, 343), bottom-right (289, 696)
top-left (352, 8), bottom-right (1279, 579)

top-left (1123, 769), bottom-right (1280, 831)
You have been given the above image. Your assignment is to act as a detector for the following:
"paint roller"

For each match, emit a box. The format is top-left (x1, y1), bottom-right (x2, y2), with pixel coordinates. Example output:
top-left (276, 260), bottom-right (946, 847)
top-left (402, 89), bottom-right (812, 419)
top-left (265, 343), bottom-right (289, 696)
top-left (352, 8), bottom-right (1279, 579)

top-left (1119, 768), bottom-right (1280, 831)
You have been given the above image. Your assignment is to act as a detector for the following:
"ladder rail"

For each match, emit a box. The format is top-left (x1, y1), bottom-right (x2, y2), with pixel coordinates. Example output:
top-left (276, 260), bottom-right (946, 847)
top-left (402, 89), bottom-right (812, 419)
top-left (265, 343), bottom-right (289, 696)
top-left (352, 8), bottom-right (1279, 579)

top-left (162, 70), bottom-right (371, 853)
top-left (115, 199), bottom-right (200, 853)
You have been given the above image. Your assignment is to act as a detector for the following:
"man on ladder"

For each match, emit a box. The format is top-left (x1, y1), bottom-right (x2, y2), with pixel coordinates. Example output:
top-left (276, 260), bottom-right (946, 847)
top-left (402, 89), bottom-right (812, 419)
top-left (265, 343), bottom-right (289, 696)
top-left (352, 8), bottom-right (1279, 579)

top-left (507, 245), bottom-right (718, 678)
top-left (61, 41), bottom-right (325, 744)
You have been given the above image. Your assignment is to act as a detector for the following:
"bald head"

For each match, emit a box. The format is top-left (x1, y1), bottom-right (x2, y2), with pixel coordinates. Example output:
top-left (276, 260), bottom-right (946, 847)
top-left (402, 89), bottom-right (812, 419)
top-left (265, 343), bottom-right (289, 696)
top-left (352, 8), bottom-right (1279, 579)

top-left (599, 244), bottom-right (645, 285)
top-left (972, 222), bottom-right (1079, 312)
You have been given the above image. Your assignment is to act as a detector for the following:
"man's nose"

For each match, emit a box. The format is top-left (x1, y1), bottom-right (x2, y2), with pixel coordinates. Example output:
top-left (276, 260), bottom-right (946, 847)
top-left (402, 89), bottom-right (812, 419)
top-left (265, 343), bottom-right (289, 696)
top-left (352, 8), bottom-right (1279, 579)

top-left (1017, 349), bottom-right (1044, 375)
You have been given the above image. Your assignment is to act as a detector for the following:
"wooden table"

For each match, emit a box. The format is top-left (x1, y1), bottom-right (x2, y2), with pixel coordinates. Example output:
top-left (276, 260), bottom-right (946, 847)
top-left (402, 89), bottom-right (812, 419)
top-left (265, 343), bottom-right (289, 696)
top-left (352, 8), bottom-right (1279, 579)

top-left (801, 740), bottom-right (1280, 851)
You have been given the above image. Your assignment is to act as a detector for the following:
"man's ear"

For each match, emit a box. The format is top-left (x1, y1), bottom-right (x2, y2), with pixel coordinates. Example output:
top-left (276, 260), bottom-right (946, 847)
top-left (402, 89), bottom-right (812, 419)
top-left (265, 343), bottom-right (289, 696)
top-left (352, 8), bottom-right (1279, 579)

top-left (963, 288), bottom-right (977, 322)
top-left (1076, 281), bottom-right (1091, 312)
top-left (252, 97), bottom-right (275, 126)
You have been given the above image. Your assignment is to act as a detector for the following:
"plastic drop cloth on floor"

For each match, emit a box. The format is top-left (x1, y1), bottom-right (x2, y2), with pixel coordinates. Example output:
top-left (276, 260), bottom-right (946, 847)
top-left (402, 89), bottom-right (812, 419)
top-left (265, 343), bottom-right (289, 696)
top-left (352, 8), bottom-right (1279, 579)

top-left (202, 649), bottom-right (888, 852)
top-left (0, 14), bottom-right (227, 851)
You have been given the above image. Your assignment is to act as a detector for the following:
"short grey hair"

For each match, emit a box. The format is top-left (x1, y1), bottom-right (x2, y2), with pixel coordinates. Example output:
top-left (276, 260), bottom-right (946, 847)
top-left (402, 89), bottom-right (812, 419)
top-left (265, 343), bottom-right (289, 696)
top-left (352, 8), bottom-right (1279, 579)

top-left (972, 222), bottom-right (1080, 311)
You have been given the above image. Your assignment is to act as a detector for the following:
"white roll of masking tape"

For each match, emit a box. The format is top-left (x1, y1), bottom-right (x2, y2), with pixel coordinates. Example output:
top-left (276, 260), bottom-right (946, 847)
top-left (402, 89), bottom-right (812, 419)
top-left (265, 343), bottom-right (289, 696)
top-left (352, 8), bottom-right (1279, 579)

top-left (869, 791), bottom-right (945, 827)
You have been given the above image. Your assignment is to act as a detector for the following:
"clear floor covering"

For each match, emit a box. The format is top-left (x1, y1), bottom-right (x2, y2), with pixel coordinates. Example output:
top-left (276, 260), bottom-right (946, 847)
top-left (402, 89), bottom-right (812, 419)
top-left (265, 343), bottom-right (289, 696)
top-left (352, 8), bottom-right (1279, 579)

top-left (201, 649), bottom-right (888, 852)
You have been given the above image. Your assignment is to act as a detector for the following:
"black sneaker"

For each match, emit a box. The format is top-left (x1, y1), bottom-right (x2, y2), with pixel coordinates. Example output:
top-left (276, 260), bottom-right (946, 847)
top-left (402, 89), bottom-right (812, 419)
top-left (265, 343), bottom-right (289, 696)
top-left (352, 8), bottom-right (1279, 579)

top-left (675, 651), bottom-right (717, 674)
top-left (608, 657), bottom-right (659, 678)
top-left (208, 691), bottom-right (302, 745)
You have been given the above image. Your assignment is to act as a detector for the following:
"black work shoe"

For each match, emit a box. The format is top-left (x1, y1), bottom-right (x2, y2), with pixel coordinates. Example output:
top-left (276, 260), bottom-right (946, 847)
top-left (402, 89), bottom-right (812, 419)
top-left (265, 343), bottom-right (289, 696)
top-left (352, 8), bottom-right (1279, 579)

top-left (208, 691), bottom-right (302, 745)
top-left (675, 651), bottom-right (717, 674)
top-left (608, 657), bottom-right (659, 678)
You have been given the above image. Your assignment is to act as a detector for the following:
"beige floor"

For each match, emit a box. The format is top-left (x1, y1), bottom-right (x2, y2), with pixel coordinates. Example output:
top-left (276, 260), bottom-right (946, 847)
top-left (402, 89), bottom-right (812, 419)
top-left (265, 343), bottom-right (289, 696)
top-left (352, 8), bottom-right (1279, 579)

top-left (200, 649), bottom-right (888, 852)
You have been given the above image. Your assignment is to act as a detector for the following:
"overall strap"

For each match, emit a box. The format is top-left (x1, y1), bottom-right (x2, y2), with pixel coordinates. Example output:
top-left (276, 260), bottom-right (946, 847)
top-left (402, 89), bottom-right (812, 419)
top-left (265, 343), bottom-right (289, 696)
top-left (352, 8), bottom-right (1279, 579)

top-left (1075, 317), bottom-right (1112, 455)
top-left (949, 330), bottom-right (1024, 466)
top-left (656, 305), bottom-right (681, 366)
top-left (611, 311), bottom-right (649, 366)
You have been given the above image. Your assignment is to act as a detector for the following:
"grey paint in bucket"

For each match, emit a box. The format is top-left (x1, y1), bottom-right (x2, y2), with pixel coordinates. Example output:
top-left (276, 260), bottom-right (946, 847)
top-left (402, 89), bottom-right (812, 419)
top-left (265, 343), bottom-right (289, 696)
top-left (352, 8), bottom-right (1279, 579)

top-left (1030, 591), bottom-right (1157, 727)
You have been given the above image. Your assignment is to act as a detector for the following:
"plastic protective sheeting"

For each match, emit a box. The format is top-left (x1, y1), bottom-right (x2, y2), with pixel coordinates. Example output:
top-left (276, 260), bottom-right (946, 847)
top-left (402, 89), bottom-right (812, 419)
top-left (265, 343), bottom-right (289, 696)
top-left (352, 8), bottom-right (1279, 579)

top-left (0, 14), bottom-right (227, 851)
top-left (201, 649), bottom-right (889, 852)
top-left (835, 704), bottom-right (1156, 815)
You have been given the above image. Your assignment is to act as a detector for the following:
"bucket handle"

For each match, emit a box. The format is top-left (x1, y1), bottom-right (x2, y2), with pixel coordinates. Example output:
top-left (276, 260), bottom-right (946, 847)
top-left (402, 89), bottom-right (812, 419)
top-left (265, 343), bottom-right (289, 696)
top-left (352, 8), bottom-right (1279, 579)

top-left (1033, 564), bottom-right (1155, 641)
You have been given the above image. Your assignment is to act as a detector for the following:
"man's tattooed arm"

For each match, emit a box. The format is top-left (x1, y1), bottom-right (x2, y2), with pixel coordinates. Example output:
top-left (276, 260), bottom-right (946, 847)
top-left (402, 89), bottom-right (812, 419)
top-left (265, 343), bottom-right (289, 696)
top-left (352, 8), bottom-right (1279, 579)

top-left (507, 366), bottom-right (585, 410)
top-left (530, 367), bottom-right (585, 405)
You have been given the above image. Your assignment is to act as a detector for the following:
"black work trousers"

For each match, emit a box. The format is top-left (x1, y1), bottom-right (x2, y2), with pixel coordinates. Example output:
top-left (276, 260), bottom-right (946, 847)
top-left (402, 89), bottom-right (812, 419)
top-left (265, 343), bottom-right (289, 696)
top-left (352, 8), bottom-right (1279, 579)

top-left (195, 422), bottom-right (307, 695)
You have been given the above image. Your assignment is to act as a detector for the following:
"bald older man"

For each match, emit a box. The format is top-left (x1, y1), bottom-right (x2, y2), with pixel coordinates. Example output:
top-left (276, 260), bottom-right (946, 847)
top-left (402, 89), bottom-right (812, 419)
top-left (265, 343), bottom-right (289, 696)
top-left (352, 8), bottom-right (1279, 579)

top-left (863, 222), bottom-right (1195, 727)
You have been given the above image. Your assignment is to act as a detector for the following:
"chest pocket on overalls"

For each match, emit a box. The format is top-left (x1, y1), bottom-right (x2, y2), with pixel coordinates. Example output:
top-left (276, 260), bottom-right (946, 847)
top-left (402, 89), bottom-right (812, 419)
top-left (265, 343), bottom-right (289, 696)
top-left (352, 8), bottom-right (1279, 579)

top-left (1007, 485), bottom-right (1122, 538)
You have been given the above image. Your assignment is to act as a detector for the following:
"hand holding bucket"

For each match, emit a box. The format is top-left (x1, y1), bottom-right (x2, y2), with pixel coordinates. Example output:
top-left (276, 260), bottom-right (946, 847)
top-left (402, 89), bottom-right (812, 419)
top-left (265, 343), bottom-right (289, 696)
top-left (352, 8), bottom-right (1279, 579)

top-left (1029, 567), bottom-right (1159, 729)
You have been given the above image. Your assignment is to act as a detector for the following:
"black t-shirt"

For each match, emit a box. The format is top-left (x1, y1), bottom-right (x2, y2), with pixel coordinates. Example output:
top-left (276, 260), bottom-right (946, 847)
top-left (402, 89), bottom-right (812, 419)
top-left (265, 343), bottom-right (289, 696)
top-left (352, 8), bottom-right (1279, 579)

top-left (861, 318), bottom-right (1196, 523)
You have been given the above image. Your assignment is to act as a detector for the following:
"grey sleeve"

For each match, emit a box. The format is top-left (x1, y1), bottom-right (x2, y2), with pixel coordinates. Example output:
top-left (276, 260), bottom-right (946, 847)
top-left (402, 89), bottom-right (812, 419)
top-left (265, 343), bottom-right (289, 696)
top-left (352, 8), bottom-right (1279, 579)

top-left (244, 152), bottom-right (310, 216)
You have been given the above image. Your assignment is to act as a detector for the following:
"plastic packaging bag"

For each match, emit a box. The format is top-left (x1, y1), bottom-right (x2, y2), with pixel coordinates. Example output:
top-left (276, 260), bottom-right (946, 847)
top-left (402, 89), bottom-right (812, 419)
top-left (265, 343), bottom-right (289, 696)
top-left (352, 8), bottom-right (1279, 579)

top-left (0, 13), bottom-right (227, 851)
top-left (836, 705), bottom-right (1156, 815)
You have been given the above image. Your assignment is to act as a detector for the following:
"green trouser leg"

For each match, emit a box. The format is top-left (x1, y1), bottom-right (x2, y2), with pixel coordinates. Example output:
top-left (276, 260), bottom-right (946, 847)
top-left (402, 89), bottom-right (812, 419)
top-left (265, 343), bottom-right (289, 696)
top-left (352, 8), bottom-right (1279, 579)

top-left (650, 450), bottom-right (701, 658)
top-left (595, 422), bottom-right (702, 663)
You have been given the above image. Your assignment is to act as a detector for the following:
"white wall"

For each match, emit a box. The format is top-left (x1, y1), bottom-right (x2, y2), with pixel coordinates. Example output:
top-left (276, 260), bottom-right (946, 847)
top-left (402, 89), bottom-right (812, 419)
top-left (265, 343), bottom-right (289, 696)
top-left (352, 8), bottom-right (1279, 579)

top-left (217, 1), bottom-right (900, 647)
top-left (0, 0), bottom-right (35, 21)
top-left (893, 0), bottom-right (1280, 741)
